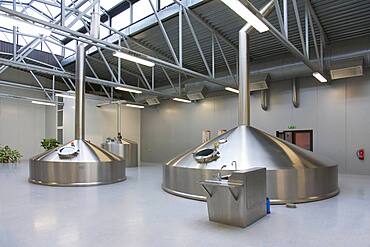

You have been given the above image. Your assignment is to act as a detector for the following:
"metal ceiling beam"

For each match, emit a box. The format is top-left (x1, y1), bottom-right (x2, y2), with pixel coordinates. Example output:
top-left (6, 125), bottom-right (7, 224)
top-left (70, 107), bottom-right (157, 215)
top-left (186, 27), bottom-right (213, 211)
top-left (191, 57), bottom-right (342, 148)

top-left (29, 70), bottom-right (53, 101)
top-left (291, 0), bottom-right (307, 57)
top-left (172, 0), bottom-right (237, 51)
top-left (85, 58), bottom-right (110, 98)
top-left (0, 79), bottom-right (64, 93)
top-left (60, 4), bottom-right (190, 69)
top-left (0, 6), bottom-right (227, 85)
top-left (0, 57), bottom-right (174, 98)
top-left (149, 0), bottom-right (179, 65)
top-left (182, 8), bottom-right (212, 76)
top-left (85, 55), bottom-right (147, 88)
top-left (0, 92), bottom-right (58, 104)
top-left (244, 0), bottom-right (319, 73)
top-left (304, 0), bottom-right (328, 44)
top-left (66, 0), bottom-right (98, 29)
top-left (273, 0), bottom-right (285, 37)
top-left (61, 0), bottom-right (140, 44)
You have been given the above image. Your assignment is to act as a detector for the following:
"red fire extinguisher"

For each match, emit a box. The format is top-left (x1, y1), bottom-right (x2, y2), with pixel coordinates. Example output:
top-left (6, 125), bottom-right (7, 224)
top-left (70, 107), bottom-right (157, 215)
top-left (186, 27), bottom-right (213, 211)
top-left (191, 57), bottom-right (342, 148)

top-left (356, 149), bottom-right (365, 160)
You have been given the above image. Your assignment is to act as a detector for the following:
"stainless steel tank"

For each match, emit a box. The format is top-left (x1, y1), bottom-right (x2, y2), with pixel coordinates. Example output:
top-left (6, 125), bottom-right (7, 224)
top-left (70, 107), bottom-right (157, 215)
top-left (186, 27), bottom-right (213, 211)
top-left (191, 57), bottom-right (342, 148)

top-left (162, 0), bottom-right (338, 204)
top-left (163, 125), bottom-right (339, 204)
top-left (30, 140), bottom-right (126, 186)
top-left (102, 139), bottom-right (138, 167)
top-left (100, 103), bottom-right (139, 167)
top-left (29, 44), bottom-right (126, 186)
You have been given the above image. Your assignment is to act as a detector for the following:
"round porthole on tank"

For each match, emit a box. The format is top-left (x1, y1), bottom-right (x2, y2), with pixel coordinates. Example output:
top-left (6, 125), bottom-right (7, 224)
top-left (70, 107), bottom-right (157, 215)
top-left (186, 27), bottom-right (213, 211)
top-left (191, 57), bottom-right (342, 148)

top-left (218, 138), bottom-right (227, 144)
top-left (193, 148), bottom-right (219, 163)
top-left (58, 146), bottom-right (79, 159)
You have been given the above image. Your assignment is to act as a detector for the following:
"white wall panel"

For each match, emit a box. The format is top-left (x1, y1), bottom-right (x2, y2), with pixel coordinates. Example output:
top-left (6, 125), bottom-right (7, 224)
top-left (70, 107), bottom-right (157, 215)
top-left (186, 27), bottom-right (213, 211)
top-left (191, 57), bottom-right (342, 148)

top-left (316, 80), bottom-right (346, 173)
top-left (141, 69), bottom-right (370, 175)
top-left (346, 71), bottom-right (370, 175)
top-left (0, 98), bottom-right (45, 160)
top-left (45, 106), bottom-right (56, 139)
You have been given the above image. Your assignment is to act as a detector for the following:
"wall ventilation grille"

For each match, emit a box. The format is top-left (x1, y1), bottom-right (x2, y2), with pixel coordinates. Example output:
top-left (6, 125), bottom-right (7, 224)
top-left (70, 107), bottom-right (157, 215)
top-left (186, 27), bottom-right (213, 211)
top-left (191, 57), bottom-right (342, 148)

top-left (330, 66), bottom-right (363, 80)
top-left (146, 97), bottom-right (160, 105)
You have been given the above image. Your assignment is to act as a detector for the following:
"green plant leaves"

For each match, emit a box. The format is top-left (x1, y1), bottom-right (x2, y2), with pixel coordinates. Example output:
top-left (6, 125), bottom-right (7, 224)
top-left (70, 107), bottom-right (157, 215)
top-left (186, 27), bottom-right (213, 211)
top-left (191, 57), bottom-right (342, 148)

top-left (0, 145), bottom-right (22, 163)
top-left (41, 138), bottom-right (60, 151)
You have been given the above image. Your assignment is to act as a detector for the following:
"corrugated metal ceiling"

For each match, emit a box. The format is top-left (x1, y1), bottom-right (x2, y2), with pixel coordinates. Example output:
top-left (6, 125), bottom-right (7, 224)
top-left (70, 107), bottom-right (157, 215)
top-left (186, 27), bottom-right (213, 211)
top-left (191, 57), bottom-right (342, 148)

top-left (75, 0), bottom-right (370, 89)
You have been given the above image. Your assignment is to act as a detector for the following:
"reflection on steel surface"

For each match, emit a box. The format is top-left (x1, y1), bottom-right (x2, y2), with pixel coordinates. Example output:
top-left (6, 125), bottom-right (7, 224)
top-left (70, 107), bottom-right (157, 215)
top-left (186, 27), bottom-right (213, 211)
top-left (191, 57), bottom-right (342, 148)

top-left (29, 140), bottom-right (126, 186)
top-left (29, 44), bottom-right (126, 186)
top-left (201, 168), bottom-right (266, 228)
top-left (102, 139), bottom-right (138, 167)
top-left (162, 125), bottom-right (339, 204)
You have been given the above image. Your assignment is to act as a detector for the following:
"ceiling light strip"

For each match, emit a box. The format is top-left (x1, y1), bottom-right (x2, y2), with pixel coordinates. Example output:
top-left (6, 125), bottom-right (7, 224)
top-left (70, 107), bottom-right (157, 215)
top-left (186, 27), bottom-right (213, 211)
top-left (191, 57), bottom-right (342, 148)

top-left (219, 0), bottom-right (269, 33)
top-left (31, 100), bottom-right (56, 106)
top-left (113, 52), bottom-right (155, 67)
top-left (173, 97), bottom-right (191, 103)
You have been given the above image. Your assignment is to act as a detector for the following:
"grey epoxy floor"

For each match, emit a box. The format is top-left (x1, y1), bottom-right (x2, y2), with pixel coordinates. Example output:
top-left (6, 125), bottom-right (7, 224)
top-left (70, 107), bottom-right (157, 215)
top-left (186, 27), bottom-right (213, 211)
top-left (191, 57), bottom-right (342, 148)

top-left (0, 162), bottom-right (370, 247)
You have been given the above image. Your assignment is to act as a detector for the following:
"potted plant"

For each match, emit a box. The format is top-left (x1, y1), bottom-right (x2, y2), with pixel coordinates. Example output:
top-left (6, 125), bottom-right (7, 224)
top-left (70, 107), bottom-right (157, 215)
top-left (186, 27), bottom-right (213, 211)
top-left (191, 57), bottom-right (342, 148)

top-left (0, 145), bottom-right (22, 163)
top-left (41, 138), bottom-right (60, 151)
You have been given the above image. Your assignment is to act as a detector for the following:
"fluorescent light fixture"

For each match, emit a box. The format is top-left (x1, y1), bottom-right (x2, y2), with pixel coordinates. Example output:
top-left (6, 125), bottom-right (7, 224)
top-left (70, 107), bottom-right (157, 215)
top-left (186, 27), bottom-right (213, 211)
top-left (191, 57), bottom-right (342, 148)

top-left (113, 51), bottom-right (155, 67)
top-left (313, 72), bottom-right (327, 83)
top-left (219, 0), bottom-right (269, 33)
top-left (96, 102), bottom-right (111, 108)
top-left (55, 93), bottom-right (75, 99)
top-left (126, 104), bottom-right (144, 109)
top-left (225, 87), bottom-right (239, 94)
top-left (0, 14), bottom-right (52, 36)
top-left (173, 97), bottom-right (191, 103)
top-left (31, 100), bottom-right (55, 106)
top-left (115, 86), bottom-right (142, 94)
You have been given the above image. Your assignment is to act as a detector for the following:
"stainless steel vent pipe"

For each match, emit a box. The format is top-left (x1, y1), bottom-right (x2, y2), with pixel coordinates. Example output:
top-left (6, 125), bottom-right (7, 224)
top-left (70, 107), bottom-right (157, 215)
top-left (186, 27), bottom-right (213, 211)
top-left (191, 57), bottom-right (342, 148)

top-left (117, 103), bottom-right (122, 134)
top-left (292, 78), bottom-right (299, 108)
top-left (75, 44), bottom-right (85, 140)
top-left (238, 0), bottom-right (274, 126)
top-left (90, 0), bottom-right (100, 39)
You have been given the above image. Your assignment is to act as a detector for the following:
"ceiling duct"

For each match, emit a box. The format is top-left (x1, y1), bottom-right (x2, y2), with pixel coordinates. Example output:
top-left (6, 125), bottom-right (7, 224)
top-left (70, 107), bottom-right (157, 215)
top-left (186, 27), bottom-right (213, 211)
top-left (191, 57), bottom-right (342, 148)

top-left (186, 84), bottom-right (207, 101)
top-left (250, 74), bottom-right (270, 92)
top-left (29, 44), bottom-right (126, 186)
top-left (146, 97), bottom-right (160, 106)
top-left (162, 0), bottom-right (338, 204)
top-left (330, 58), bottom-right (364, 80)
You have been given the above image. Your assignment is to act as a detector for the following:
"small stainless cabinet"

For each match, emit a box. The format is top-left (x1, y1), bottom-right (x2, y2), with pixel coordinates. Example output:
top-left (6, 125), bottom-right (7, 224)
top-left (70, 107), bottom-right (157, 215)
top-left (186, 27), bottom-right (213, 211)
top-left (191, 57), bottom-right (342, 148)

top-left (200, 168), bottom-right (266, 228)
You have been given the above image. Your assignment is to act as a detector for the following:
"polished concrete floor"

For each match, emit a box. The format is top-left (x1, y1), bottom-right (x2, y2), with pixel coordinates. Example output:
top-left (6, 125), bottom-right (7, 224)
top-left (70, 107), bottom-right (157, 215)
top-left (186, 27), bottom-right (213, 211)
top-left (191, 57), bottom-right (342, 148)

top-left (0, 162), bottom-right (369, 247)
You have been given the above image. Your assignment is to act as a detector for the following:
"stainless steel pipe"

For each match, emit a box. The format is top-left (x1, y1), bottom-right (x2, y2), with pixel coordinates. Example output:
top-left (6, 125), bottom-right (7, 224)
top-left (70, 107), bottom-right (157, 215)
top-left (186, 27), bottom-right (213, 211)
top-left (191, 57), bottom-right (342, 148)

top-left (238, 29), bottom-right (250, 126)
top-left (90, 0), bottom-right (100, 39)
top-left (75, 44), bottom-right (85, 140)
top-left (238, 0), bottom-right (274, 126)
top-left (117, 103), bottom-right (122, 134)
top-left (292, 78), bottom-right (299, 108)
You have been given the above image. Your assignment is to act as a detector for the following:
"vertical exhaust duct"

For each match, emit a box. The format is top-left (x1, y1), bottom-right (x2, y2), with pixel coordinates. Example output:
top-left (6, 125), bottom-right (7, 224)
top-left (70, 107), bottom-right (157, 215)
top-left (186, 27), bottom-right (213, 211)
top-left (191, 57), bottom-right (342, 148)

top-left (90, 0), bottom-right (100, 39)
top-left (75, 44), bottom-right (85, 140)
top-left (238, 0), bottom-right (275, 125)
top-left (117, 103), bottom-right (122, 134)
top-left (292, 78), bottom-right (299, 108)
